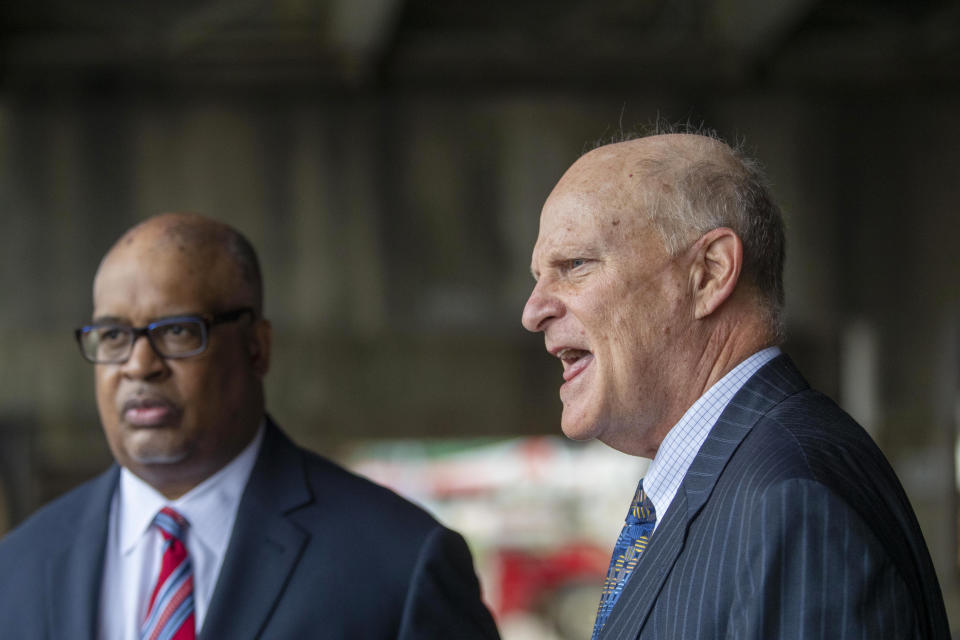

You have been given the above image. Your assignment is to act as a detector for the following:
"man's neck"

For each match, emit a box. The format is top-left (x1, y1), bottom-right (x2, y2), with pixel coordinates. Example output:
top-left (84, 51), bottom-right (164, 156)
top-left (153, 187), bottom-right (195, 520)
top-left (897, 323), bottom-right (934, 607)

top-left (692, 314), bottom-right (775, 400)
top-left (637, 315), bottom-right (775, 458)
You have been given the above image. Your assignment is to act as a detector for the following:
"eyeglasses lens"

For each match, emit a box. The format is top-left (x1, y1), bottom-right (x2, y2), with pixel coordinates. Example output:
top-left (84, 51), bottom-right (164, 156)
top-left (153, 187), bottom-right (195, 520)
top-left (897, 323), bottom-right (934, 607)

top-left (149, 319), bottom-right (205, 356)
top-left (80, 318), bottom-right (207, 363)
top-left (85, 326), bottom-right (133, 362)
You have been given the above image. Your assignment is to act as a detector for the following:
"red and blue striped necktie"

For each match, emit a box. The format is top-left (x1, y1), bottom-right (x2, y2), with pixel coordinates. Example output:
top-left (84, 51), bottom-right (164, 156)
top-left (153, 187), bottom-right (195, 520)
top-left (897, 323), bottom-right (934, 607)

top-left (141, 507), bottom-right (196, 640)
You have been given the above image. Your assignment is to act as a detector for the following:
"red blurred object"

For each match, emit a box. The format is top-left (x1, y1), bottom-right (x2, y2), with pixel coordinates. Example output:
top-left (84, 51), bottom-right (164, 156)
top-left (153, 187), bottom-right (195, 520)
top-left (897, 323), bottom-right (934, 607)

top-left (494, 543), bottom-right (609, 616)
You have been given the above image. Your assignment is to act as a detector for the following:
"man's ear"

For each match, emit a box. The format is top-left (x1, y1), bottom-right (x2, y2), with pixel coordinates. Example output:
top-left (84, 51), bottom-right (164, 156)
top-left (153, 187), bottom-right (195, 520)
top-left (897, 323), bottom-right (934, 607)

top-left (248, 317), bottom-right (272, 378)
top-left (689, 227), bottom-right (743, 320)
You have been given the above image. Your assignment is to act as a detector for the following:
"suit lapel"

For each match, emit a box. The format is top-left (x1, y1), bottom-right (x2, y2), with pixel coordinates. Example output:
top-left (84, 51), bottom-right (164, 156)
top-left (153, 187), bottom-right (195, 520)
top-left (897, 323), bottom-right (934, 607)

top-left (46, 466), bottom-right (119, 640)
top-left (680, 355), bottom-right (808, 516)
top-left (600, 355), bottom-right (809, 639)
top-left (200, 419), bottom-right (311, 640)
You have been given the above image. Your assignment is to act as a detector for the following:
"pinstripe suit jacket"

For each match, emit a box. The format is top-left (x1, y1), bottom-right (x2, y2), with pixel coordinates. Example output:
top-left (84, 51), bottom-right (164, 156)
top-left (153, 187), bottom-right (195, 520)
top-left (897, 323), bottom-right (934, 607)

top-left (601, 355), bottom-right (950, 640)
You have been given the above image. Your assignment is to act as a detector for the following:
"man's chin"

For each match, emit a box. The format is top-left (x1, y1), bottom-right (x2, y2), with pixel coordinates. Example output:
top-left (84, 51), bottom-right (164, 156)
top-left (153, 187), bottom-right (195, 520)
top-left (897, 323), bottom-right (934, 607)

top-left (125, 439), bottom-right (190, 466)
top-left (132, 451), bottom-right (189, 465)
top-left (559, 409), bottom-right (601, 442)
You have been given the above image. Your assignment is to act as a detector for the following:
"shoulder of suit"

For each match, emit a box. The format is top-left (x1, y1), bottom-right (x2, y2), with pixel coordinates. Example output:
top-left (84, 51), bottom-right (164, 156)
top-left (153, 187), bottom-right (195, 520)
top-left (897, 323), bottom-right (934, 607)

top-left (753, 388), bottom-right (875, 455)
top-left (0, 464), bottom-right (116, 558)
top-left (293, 445), bottom-right (443, 531)
top-left (733, 389), bottom-right (897, 494)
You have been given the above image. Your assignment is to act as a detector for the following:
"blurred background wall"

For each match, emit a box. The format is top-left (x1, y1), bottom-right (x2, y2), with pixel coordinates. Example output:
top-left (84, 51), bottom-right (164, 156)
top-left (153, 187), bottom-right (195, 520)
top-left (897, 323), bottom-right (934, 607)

top-left (1, 0), bottom-right (959, 634)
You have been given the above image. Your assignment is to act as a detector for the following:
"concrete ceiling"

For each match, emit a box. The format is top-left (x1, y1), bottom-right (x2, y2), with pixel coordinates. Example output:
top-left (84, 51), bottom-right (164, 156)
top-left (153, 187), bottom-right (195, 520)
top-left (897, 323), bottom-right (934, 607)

top-left (1, 0), bottom-right (958, 91)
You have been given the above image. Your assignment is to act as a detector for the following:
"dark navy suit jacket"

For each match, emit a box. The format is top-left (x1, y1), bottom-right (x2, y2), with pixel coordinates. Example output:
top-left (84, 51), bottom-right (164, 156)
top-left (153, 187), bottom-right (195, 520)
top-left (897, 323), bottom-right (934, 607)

top-left (0, 419), bottom-right (500, 639)
top-left (601, 355), bottom-right (949, 640)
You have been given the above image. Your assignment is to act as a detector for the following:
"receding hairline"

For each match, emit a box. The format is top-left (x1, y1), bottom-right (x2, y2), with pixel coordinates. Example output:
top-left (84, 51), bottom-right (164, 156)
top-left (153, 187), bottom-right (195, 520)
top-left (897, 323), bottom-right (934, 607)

top-left (551, 134), bottom-right (742, 212)
top-left (98, 213), bottom-right (264, 313)
top-left (579, 134), bottom-right (743, 180)
top-left (554, 130), bottom-right (787, 341)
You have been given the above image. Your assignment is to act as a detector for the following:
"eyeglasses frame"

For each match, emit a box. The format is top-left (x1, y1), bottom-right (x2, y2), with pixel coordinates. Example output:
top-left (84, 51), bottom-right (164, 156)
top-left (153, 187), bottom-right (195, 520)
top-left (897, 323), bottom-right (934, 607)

top-left (74, 307), bottom-right (255, 364)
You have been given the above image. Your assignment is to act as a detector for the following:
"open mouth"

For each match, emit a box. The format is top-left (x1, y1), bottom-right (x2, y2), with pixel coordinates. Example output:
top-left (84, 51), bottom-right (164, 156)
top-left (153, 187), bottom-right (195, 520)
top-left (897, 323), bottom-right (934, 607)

top-left (557, 348), bottom-right (593, 382)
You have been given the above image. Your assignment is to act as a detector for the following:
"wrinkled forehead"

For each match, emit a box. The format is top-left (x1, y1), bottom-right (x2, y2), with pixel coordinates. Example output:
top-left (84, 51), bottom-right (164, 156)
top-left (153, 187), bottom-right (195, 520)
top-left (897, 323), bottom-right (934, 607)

top-left (530, 183), bottom-right (650, 276)
top-left (538, 151), bottom-right (649, 227)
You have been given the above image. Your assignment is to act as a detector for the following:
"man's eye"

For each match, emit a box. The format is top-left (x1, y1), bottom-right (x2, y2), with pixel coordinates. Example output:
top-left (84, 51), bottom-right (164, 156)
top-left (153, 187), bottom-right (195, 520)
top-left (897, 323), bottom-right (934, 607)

top-left (570, 258), bottom-right (587, 269)
top-left (158, 323), bottom-right (196, 338)
top-left (100, 328), bottom-right (125, 342)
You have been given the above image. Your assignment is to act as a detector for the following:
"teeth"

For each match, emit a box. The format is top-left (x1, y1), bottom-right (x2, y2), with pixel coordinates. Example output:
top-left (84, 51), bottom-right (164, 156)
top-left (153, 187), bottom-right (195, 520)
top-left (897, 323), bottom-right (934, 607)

top-left (557, 348), bottom-right (585, 360)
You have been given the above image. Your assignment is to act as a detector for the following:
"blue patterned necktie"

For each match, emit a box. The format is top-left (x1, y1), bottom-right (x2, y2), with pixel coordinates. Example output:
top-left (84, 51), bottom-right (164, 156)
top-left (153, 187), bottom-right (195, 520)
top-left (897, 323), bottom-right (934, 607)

top-left (592, 480), bottom-right (657, 639)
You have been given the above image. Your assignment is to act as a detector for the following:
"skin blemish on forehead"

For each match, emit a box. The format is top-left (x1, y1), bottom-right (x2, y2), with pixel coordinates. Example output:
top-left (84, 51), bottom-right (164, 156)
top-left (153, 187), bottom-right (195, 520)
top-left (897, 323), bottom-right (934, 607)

top-left (612, 219), bottom-right (620, 226)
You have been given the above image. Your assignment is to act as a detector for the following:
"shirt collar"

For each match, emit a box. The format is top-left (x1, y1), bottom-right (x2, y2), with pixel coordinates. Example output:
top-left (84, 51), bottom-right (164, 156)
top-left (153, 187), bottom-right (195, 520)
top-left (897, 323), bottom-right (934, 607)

top-left (118, 420), bottom-right (265, 556)
top-left (643, 347), bottom-right (780, 525)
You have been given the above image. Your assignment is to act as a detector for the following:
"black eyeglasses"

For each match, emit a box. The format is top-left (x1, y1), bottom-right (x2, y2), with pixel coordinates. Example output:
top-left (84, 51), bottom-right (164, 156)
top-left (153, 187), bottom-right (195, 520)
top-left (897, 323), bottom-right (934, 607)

top-left (75, 307), bottom-right (254, 364)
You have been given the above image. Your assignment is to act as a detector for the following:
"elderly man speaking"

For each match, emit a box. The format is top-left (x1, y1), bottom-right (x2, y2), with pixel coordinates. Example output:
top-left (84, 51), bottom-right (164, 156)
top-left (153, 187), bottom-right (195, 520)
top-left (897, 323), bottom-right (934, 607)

top-left (522, 133), bottom-right (949, 639)
top-left (0, 212), bottom-right (499, 640)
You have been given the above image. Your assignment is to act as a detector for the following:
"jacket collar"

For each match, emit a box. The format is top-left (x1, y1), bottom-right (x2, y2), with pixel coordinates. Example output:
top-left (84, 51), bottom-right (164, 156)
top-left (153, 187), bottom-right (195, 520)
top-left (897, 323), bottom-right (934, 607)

top-left (599, 355), bottom-right (808, 639)
top-left (199, 417), bottom-right (312, 640)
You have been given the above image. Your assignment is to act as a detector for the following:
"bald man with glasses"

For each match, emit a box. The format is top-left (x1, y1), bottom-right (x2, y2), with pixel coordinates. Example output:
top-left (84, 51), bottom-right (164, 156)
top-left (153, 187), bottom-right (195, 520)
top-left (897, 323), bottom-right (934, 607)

top-left (0, 212), bottom-right (500, 640)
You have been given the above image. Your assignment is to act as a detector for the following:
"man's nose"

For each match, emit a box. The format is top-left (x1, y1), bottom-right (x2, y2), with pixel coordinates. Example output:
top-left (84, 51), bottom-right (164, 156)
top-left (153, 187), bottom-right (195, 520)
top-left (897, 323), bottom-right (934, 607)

top-left (120, 334), bottom-right (167, 379)
top-left (521, 282), bottom-right (562, 333)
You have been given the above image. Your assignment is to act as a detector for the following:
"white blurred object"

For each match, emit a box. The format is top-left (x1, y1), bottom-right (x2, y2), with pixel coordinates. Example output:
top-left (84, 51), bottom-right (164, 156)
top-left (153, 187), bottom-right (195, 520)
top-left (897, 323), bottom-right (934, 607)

top-left (347, 436), bottom-right (648, 639)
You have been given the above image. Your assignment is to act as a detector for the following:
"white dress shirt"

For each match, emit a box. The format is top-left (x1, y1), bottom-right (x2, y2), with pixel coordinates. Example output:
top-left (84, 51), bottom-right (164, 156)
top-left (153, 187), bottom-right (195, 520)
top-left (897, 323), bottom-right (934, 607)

top-left (97, 423), bottom-right (265, 640)
top-left (643, 347), bottom-right (780, 532)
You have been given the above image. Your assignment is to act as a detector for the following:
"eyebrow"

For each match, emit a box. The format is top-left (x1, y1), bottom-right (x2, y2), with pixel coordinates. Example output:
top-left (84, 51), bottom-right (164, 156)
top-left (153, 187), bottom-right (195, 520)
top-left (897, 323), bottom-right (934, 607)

top-left (90, 312), bottom-right (202, 325)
